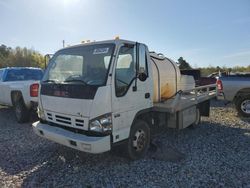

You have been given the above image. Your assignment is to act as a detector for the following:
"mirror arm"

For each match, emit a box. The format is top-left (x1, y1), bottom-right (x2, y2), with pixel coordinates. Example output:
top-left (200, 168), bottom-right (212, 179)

top-left (133, 42), bottom-right (139, 92)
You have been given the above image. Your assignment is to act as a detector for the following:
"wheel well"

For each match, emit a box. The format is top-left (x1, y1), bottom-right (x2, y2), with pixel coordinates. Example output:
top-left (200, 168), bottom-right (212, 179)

top-left (11, 91), bottom-right (23, 105)
top-left (132, 108), bottom-right (153, 126)
top-left (134, 111), bottom-right (169, 136)
top-left (234, 88), bottom-right (250, 103)
top-left (135, 113), bottom-right (152, 126)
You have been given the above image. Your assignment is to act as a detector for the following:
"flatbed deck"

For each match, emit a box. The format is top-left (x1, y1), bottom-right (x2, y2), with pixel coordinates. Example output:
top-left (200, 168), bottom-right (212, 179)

top-left (153, 84), bottom-right (216, 113)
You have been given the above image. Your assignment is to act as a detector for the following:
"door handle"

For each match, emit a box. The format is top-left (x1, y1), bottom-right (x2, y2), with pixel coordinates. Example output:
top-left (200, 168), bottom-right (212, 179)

top-left (145, 93), bottom-right (150, 99)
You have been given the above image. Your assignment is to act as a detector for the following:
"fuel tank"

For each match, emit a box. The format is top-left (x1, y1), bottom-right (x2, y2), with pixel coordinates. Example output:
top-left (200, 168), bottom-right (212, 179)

top-left (150, 52), bottom-right (195, 102)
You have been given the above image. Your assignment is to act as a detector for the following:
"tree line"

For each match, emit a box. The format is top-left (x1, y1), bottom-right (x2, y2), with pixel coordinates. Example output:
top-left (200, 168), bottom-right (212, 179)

top-left (0, 44), bottom-right (44, 69)
top-left (0, 44), bottom-right (249, 76)
top-left (177, 57), bottom-right (250, 76)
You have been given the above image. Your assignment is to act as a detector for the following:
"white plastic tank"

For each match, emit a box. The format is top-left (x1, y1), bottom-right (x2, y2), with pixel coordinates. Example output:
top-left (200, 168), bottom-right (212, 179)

top-left (150, 52), bottom-right (195, 102)
top-left (178, 75), bottom-right (195, 91)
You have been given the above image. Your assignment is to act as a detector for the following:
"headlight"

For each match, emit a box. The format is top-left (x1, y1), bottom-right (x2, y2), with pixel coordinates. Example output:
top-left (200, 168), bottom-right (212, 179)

top-left (89, 114), bottom-right (112, 133)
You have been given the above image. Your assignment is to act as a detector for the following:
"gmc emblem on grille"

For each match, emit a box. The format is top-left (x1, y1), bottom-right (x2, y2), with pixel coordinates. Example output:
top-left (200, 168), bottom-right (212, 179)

top-left (54, 90), bottom-right (69, 97)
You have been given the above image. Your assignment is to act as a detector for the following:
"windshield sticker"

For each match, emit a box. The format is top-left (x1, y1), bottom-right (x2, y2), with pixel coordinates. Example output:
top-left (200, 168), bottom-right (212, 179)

top-left (93, 48), bottom-right (109, 54)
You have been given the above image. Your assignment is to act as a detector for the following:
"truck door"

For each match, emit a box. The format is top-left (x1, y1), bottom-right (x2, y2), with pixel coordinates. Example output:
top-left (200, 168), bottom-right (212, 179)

top-left (111, 43), bottom-right (152, 141)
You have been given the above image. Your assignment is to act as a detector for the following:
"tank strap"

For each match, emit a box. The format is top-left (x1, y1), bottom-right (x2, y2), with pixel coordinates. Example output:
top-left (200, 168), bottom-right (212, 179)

top-left (150, 57), bottom-right (161, 101)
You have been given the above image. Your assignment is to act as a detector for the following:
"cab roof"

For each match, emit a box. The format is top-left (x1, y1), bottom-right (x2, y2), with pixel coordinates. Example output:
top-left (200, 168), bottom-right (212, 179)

top-left (60, 39), bottom-right (138, 51)
top-left (1, 67), bottom-right (42, 70)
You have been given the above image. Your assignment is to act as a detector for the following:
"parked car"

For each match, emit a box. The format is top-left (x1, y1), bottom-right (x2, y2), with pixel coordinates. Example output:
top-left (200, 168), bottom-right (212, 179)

top-left (217, 75), bottom-right (250, 117)
top-left (0, 67), bottom-right (43, 122)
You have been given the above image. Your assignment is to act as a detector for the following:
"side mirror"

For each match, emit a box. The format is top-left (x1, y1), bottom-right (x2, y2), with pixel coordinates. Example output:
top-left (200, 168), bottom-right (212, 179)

top-left (138, 72), bottom-right (147, 82)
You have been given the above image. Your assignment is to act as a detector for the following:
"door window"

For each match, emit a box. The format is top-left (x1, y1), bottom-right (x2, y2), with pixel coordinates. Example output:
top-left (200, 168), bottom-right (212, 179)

top-left (115, 45), bottom-right (136, 97)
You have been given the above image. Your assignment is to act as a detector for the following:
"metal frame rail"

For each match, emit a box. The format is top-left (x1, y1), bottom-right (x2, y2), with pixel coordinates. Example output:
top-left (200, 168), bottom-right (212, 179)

top-left (153, 84), bottom-right (217, 113)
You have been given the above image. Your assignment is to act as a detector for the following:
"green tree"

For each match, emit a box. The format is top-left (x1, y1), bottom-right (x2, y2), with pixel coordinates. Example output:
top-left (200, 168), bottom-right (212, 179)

top-left (0, 44), bottom-right (44, 68)
top-left (177, 57), bottom-right (192, 70)
top-left (0, 45), bottom-right (11, 58)
top-left (200, 65), bottom-right (250, 76)
top-left (0, 45), bottom-right (12, 68)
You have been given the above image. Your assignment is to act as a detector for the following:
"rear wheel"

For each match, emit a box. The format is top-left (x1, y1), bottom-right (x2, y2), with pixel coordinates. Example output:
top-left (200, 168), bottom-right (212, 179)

top-left (125, 119), bottom-right (150, 160)
top-left (14, 99), bottom-right (30, 123)
top-left (235, 95), bottom-right (250, 117)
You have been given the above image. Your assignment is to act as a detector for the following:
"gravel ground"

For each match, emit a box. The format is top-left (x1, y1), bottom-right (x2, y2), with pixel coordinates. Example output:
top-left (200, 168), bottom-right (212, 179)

top-left (0, 100), bottom-right (249, 188)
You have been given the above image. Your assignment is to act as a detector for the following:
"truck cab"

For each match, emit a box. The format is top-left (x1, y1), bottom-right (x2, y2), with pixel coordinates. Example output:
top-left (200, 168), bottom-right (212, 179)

top-left (33, 39), bottom-right (215, 159)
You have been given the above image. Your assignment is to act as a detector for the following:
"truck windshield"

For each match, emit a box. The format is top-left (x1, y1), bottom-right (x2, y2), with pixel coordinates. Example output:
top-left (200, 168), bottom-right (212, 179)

top-left (5, 69), bottom-right (43, 81)
top-left (43, 43), bottom-right (115, 86)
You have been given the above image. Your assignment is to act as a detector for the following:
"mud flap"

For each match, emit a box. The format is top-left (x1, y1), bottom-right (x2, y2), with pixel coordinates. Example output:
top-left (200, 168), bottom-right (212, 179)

top-left (198, 100), bottom-right (210, 117)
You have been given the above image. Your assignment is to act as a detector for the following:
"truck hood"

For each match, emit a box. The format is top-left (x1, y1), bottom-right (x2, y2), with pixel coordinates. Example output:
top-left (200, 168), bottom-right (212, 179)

top-left (41, 95), bottom-right (93, 117)
top-left (39, 84), bottom-right (111, 131)
top-left (40, 83), bottom-right (97, 117)
top-left (40, 95), bottom-right (93, 131)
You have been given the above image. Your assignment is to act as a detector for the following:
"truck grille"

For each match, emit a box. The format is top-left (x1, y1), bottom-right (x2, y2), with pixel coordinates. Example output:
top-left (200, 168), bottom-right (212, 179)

top-left (45, 111), bottom-right (85, 129)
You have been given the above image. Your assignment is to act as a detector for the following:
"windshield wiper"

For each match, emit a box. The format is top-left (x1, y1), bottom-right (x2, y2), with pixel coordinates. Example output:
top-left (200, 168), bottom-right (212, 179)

top-left (64, 79), bottom-right (87, 85)
top-left (42, 79), bottom-right (58, 83)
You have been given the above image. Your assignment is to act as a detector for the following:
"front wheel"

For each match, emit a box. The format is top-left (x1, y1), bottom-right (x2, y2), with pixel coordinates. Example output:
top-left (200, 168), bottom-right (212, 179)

top-left (14, 100), bottom-right (30, 123)
top-left (235, 96), bottom-right (250, 117)
top-left (125, 119), bottom-right (150, 160)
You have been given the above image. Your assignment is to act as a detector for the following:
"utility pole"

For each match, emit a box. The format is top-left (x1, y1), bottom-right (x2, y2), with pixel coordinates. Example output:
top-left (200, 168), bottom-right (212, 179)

top-left (62, 40), bottom-right (65, 48)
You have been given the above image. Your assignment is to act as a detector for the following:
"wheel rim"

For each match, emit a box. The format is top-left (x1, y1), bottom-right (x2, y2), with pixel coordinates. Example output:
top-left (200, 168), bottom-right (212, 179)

top-left (132, 129), bottom-right (146, 152)
top-left (241, 100), bottom-right (250, 114)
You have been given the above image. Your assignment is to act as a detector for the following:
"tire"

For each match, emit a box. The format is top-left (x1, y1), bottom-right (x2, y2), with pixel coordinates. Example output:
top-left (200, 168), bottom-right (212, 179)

top-left (14, 99), bottom-right (30, 123)
top-left (189, 108), bottom-right (201, 128)
top-left (235, 95), bottom-right (250, 117)
top-left (124, 119), bottom-right (150, 160)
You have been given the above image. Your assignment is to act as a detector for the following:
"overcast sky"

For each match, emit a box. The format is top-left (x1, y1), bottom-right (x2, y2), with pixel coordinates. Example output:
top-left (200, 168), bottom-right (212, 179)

top-left (0, 0), bottom-right (250, 67)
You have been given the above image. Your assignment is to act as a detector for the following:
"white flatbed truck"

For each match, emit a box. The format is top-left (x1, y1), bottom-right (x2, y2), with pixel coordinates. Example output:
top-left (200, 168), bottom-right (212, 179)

top-left (33, 39), bottom-right (216, 160)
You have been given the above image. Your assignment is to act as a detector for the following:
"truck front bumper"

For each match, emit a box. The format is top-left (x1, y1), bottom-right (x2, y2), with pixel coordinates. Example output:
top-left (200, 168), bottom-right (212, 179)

top-left (32, 121), bottom-right (111, 154)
